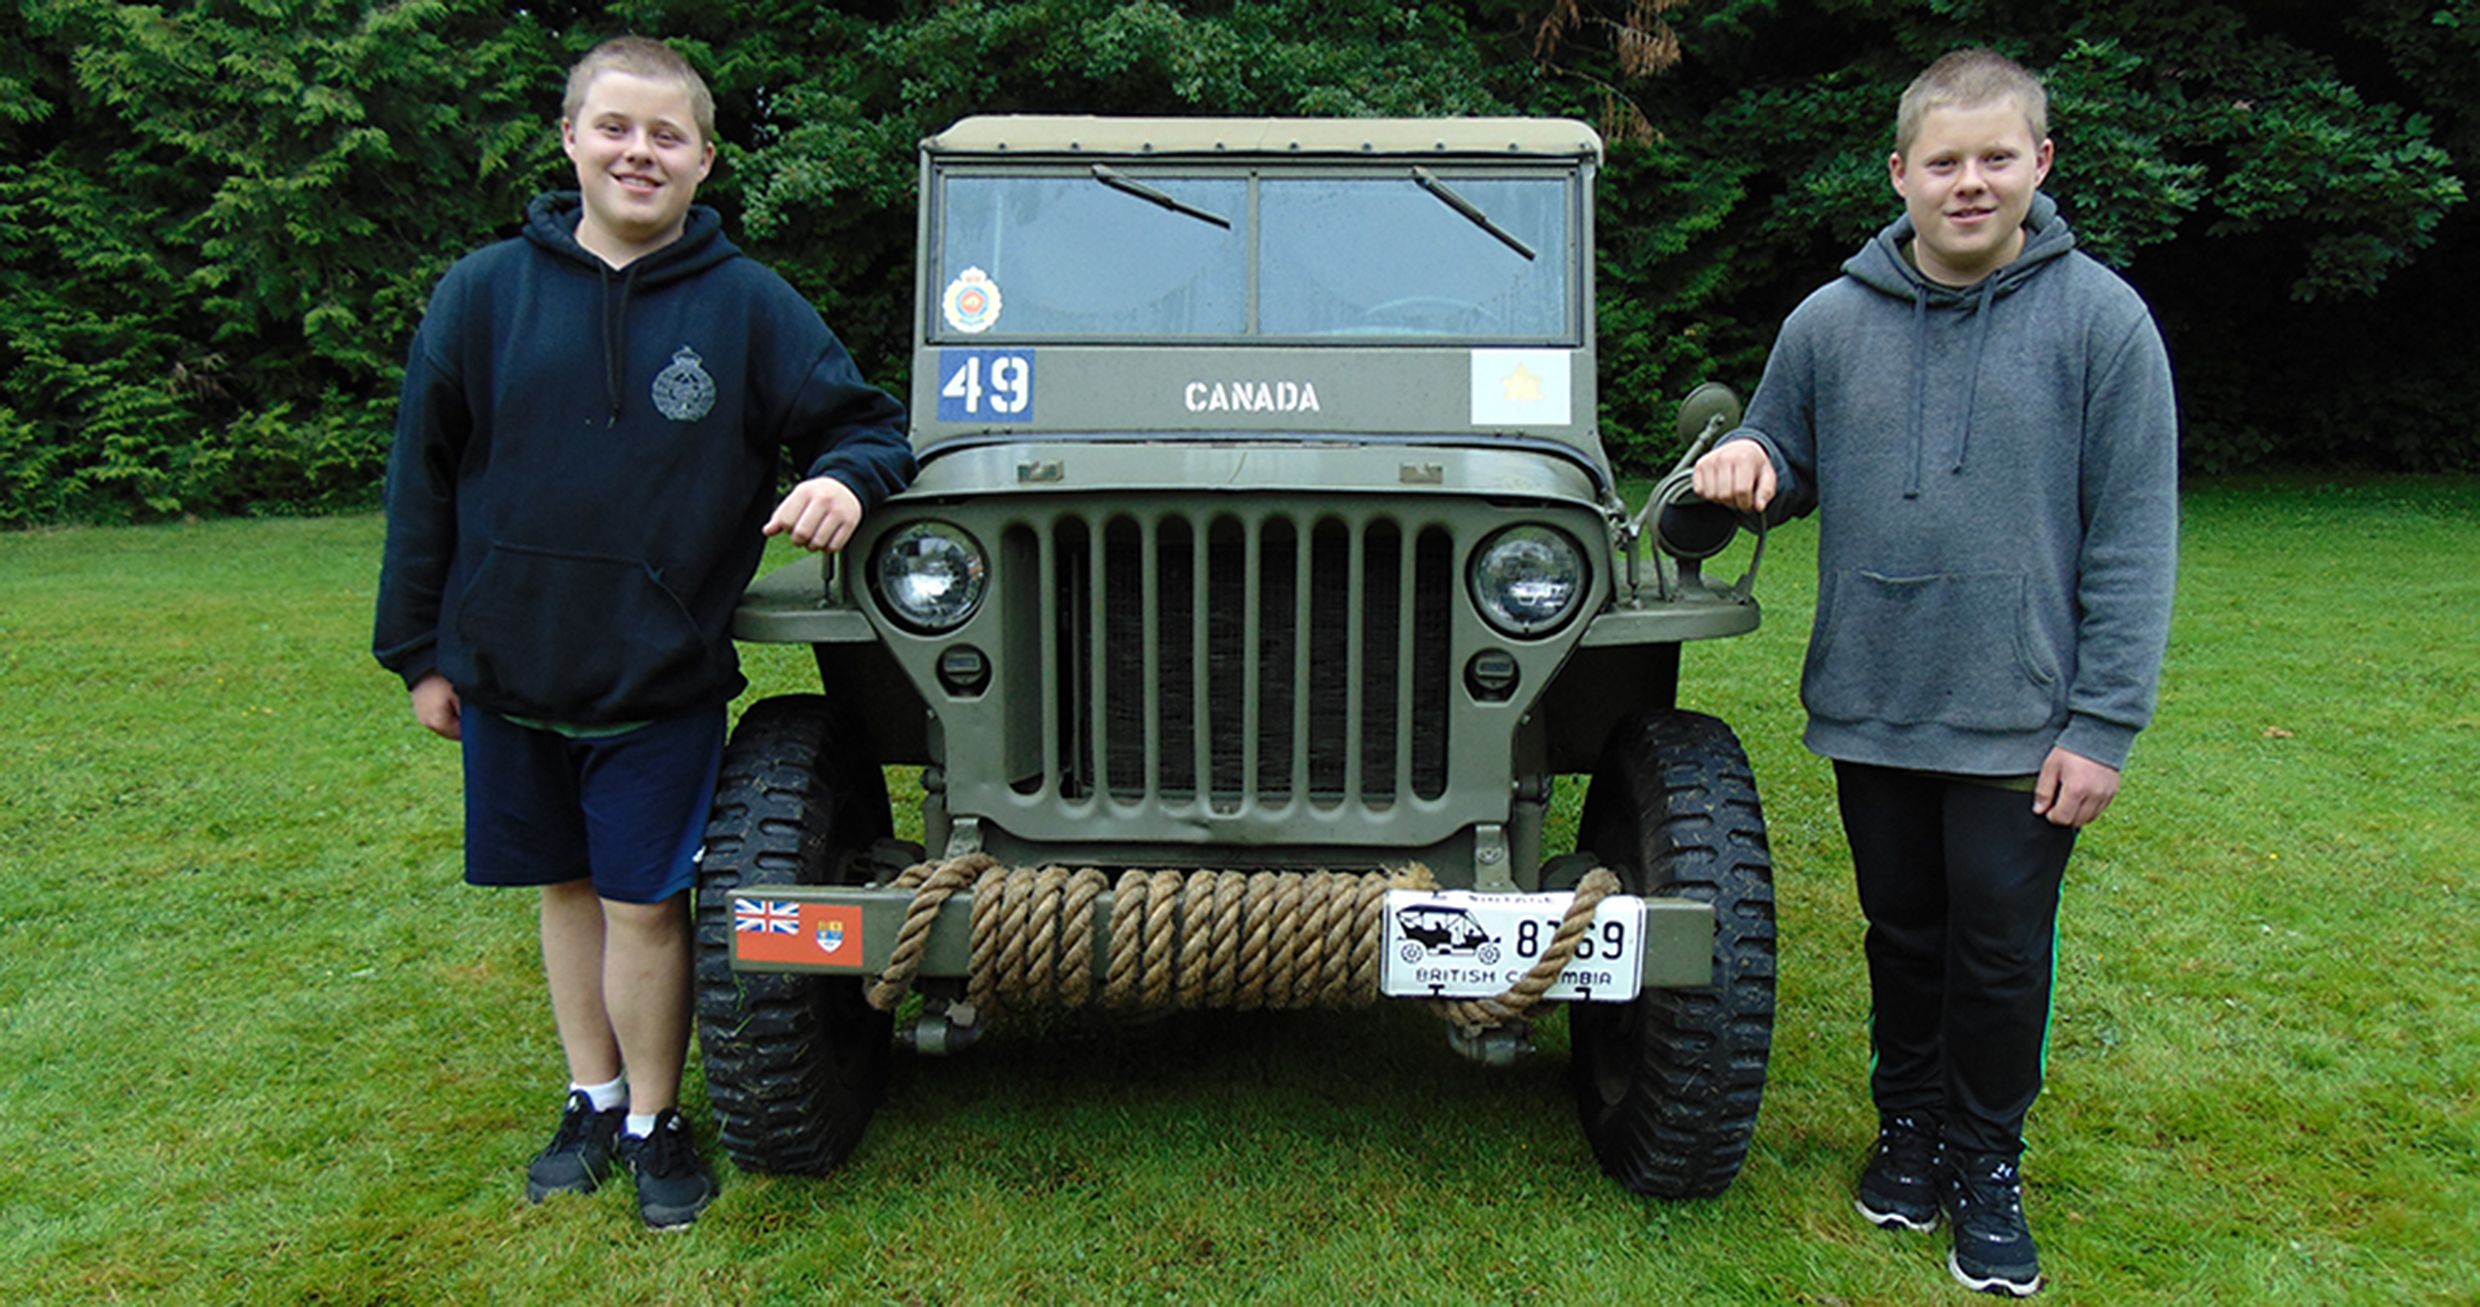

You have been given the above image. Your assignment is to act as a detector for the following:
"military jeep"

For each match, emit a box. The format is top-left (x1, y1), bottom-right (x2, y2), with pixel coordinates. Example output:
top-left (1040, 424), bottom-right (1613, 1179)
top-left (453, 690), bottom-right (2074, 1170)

top-left (693, 116), bottom-right (1776, 1199)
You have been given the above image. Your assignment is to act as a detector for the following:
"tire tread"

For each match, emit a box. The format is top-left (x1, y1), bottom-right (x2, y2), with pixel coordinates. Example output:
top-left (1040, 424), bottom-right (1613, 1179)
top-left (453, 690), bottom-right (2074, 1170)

top-left (1569, 708), bottom-right (1778, 1199)
top-left (692, 695), bottom-right (894, 1176)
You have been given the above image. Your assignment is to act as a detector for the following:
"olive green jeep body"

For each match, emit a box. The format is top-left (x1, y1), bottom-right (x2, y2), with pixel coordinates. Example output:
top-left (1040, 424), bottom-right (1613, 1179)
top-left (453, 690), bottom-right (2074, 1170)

top-left (696, 117), bottom-right (1777, 1198)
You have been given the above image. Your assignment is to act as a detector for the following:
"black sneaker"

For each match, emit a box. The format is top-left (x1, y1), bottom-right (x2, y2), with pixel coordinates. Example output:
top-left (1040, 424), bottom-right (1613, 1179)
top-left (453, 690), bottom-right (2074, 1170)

top-left (619, 1109), bottom-right (718, 1230)
top-left (1854, 1113), bottom-right (1943, 1231)
top-left (525, 1090), bottom-right (622, 1202)
top-left (1943, 1151), bottom-right (2043, 1297)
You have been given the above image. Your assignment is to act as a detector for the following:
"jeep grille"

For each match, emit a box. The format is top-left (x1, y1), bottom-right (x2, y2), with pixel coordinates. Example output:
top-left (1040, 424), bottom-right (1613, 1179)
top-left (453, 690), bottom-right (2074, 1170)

top-left (1014, 512), bottom-right (1454, 811)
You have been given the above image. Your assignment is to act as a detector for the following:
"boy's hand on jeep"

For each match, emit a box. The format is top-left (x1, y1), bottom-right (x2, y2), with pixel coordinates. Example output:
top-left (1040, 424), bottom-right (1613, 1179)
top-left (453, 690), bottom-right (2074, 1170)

top-left (411, 673), bottom-right (462, 741)
top-left (1691, 441), bottom-right (1776, 512)
top-left (764, 476), bottom-right (863, 553)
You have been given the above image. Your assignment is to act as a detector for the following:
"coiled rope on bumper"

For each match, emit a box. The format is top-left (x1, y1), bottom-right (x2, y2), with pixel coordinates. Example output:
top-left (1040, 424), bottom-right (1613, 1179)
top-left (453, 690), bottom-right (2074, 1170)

top-left (862, 856), bottom-right (1624, 1034)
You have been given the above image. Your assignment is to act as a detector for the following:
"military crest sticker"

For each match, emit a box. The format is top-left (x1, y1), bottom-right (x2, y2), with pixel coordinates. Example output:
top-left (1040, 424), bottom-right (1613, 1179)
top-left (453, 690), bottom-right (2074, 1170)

top-left (652, 345), bottom-right (717, 422)
top-left (942, 267), bottom-right (1003, 334)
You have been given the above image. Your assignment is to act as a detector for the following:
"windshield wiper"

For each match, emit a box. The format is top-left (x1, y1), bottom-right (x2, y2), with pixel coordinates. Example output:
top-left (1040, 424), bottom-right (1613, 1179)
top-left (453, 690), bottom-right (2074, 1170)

top-left (1411, 166), bottom-right (1535, 261)
top-left (1090, 164), bottom-right (1232, 229)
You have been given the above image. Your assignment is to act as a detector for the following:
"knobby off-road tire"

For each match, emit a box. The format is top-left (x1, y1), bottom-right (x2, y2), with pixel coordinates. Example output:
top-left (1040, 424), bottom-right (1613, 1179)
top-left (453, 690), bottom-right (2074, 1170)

top-left (1568, 708), bottom-right (1777, 1198)
top-left (693, 694), bottom-right (894, 1175)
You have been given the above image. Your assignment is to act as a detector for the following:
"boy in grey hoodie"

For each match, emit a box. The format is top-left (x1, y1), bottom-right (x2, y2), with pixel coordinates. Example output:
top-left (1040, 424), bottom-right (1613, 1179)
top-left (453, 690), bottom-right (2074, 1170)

top-left (1694, 49), bottom-right (2177, 1297)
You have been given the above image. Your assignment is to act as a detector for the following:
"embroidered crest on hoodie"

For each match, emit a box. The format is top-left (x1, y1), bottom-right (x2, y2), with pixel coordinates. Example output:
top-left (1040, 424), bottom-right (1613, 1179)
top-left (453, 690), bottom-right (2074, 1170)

top-left (653, 346), bottom-right (717, 421)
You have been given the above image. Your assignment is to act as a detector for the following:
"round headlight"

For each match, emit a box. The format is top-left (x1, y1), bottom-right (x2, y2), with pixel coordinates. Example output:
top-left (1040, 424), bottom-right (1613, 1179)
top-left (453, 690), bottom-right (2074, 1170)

top-left (1469, 525), bottom-right (1587, 637)
top-left (873, 522), bottom-right (987, 632)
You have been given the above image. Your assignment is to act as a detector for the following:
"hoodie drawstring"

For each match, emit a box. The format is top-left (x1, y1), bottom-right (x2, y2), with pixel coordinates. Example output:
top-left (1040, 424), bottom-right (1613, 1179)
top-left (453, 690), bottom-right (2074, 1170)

top-left (598, 268), bottom-right (616, 424)
top-left (1901, 272), bottom-right (2003, 497)
top-left (1954, 276), bottom-right (2000, 477)
top-left (601, 263), bottom-right (641, 425)
top-left (1904, 284), bottom-right (1929, 498)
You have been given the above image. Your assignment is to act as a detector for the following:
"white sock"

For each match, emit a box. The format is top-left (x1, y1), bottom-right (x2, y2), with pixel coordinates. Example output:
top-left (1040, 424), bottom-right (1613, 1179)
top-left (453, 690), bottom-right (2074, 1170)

top-left (573, 1073), bottom-right (627, 1113)
top-left (625, 1111), bottom-right (661, 1139)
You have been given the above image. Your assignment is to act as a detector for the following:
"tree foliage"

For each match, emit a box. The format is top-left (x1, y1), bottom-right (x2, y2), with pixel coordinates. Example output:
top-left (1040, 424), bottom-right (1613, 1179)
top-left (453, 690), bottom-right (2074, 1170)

top-left (1, 0), bottom-right (567, 521)
top-left (0, 0), bottom-right (2469, 523)
top-left (1549, 0), bottom-right (2473, 467)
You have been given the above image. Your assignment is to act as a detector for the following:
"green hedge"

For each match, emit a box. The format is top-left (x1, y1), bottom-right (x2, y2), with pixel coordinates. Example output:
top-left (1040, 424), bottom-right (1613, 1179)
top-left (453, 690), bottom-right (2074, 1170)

top-left (2, 0), bottom-right (2469, 524)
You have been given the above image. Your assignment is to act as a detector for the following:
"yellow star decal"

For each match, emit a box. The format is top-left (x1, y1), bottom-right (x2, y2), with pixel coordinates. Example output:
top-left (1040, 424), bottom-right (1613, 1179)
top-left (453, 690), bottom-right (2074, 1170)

top-left (1502, 362), bottom-right (1544, 403)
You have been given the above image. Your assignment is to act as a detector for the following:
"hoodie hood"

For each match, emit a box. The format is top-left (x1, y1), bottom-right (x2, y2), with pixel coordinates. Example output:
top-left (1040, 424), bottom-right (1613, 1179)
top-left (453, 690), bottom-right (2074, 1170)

top-left (1842, 192), bottom-right (2076, 495)
top-left (523, 193), bottom-right (744, 421)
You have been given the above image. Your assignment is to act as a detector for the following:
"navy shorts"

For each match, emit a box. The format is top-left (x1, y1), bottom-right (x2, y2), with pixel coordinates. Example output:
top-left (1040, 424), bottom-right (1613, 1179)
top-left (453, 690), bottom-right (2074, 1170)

top-left (460, 706), bottom-right (725, 904)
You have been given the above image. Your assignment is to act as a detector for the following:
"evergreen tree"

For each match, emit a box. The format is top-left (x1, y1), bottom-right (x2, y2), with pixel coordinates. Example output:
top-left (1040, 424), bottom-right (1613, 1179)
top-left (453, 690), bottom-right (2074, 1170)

top-left (0, 0), bottom-right (2468, 522)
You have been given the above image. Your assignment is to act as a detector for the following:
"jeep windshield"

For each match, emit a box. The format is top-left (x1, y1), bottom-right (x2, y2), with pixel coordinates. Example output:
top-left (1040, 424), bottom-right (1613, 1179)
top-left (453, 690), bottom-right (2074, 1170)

top-left (932, 168), bottom-right (1576, 343)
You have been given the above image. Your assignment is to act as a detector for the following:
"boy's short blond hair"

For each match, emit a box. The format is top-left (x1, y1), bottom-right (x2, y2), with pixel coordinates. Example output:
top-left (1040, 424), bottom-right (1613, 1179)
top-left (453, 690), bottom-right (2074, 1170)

top-left (563, 36), bottom-right (716, 145)
top-left (1895, 48), bottom-right (2047, 157)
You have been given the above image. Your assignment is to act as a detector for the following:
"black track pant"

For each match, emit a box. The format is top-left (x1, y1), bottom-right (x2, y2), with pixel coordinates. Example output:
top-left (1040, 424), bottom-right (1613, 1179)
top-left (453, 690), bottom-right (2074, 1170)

top-left (1834, 761), bottom-right (2079, 1159)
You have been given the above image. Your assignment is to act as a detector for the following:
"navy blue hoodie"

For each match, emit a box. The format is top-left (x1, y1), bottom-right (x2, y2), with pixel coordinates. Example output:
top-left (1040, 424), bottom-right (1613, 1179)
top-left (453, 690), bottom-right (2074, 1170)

top-left (373, 194), bottom-right (915, 724)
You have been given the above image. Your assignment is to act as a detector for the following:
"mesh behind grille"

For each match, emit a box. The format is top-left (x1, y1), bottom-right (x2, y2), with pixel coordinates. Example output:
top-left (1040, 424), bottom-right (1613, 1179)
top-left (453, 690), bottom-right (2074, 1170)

top-left (1048, 511), bottom-right (1451, 810)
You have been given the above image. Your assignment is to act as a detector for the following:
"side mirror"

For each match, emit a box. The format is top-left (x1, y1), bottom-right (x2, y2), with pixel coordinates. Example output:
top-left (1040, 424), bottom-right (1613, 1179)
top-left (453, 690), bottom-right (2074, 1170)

top-left (1674, 381), bottom-right (1742, 452)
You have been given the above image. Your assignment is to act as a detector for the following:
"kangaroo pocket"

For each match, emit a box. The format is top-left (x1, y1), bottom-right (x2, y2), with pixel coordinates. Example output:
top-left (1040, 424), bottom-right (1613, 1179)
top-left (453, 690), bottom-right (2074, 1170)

top-left (452, 544), bottom-right (715, 717)
top-left (1802, 569), bottom-right (2061, 732)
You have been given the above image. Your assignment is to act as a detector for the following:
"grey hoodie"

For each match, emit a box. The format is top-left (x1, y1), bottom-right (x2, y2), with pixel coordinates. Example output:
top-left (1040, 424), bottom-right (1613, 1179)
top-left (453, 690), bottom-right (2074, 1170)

top-left (1727, 194), bottom-right (2178, 775)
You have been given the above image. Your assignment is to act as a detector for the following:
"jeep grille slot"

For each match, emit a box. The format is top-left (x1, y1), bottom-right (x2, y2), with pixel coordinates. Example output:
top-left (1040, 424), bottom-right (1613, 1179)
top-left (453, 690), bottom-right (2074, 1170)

top-left (1042, 510), bottom-right (1452, 812)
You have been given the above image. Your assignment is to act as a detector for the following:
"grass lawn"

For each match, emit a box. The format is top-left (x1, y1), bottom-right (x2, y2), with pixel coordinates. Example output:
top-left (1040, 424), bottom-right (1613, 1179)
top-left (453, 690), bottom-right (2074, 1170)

top-left (1, 476), bottom-right (2472, 1304)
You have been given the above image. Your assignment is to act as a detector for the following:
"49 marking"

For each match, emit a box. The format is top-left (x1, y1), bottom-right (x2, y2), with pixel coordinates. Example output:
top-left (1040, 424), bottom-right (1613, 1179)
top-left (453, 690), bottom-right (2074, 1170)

top-left (937, 349), bottom-right (1034, 422)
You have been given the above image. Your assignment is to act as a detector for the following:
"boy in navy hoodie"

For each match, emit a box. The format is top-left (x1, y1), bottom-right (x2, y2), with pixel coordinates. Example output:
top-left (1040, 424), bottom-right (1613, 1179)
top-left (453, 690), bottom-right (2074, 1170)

top-left (1694, 49), bottom-right (2176, 1296)
top-left (373, 36), bottom-right (914, 1230)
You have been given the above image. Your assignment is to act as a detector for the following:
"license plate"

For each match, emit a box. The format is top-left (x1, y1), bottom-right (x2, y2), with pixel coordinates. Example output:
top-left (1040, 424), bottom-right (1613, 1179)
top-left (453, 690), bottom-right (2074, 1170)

top-left (1379, 889), bottom-right (1644, 1003)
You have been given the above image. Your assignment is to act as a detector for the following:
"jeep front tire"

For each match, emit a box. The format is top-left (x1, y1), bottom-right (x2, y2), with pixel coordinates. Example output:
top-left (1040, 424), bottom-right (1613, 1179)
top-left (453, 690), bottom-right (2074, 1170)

top-left (1567, 708), bottom-right (1777, 1198)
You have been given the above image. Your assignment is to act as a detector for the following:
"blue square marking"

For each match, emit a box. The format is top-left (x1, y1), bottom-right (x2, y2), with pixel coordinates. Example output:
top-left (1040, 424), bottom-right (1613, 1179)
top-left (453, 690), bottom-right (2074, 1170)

top-left (937, 349), bottom-right (1035, 423)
